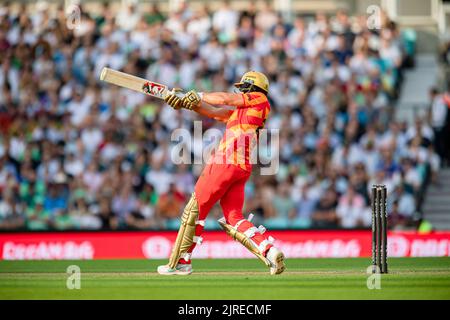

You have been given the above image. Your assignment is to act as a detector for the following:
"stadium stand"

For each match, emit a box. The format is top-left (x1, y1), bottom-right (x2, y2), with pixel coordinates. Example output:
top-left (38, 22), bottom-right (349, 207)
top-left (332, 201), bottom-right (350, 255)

top-left (0, 1), bottom-right (447, 233)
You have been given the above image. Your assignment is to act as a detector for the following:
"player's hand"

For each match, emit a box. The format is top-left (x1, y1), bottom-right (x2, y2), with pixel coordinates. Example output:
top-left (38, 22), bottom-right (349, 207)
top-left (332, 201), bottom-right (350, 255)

top-left (181, 90), bottom-right (201, 110)
top-left (164, 88), bottom-right (184, 110)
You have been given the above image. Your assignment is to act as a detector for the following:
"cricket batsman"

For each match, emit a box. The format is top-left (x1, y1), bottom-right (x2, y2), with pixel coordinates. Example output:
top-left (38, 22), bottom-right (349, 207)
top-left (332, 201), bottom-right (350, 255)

top-left (154, 71), bottom-right (286, 275)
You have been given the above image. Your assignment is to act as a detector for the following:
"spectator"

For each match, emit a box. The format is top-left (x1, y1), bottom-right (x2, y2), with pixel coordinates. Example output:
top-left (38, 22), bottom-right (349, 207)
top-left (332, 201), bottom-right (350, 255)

top-left (428, 88), bottom-right (448, 160)
top-left (294, 182), bottom-right (320, 223)
top-left (187, 6), bottom-right (211, 43)
top-left (156, 183), bottom-right (185, 220)
top-left (400, 157), bottom-right (422, 193)
top-left (25, 197), bottom-right (51, 230)
top-left (70, 197), bottom-right (101, 230)
top-left (388, 200), bottom-right (409, 230)
top-left (336, 185), bottom-right (370, 228)
top-left (311, 187), bottom-right (338, 228)
top-left (146, 159), bottom-right (173, 195)
top-left (144, 3), bottom-right (165, 26)
top-left (442, 90), bottom-right (450, 165)
top-left (0, 2), bottom-right (427, 232)
top-left (272, 182), bottom-right (296, 220)
top-left (212, 0), bottom-right (239, 41)
top-left (0, 189), bottom-right (24, 229)
top-left (43, 174), bottom-right (69, 217)
top-left (112, 186), bottom-right (138, 228)
top-left (390, 184), bottom-right (416, 223)
top-left (349, 162), bottom-right (370, 203)
top-left (255, 1), bottom-right (278, 32)
top-left (98, 197), bottom-right (118, 230)
top-left (116, 2), bottom-right (141, 32)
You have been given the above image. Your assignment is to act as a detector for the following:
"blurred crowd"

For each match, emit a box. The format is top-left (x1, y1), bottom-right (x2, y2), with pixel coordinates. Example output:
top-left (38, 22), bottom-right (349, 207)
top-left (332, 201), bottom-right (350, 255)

top-left (0, 1), bottom-right (445, 232)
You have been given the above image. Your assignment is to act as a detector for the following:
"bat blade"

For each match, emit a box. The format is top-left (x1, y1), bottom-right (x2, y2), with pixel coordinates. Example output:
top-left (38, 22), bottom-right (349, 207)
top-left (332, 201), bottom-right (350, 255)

top-left (99, 67), bottom-right (169, 99)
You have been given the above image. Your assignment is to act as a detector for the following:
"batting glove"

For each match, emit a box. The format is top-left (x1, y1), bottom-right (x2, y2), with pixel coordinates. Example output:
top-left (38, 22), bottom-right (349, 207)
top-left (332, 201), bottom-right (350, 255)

top-left (164, 88), bottom-right (184, 110)
top-left (181, 90), bottom-right (201, 110)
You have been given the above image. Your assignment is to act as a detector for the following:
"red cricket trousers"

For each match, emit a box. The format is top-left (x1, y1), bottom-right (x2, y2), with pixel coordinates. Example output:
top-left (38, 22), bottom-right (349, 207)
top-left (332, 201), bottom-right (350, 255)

top-left (179, 163), bottom-right (272, 264)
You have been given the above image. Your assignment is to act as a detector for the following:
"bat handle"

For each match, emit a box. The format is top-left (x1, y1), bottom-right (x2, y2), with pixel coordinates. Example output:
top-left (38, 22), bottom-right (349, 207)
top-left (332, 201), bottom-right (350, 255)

top-left (170, 88), bottom-right (185, 98)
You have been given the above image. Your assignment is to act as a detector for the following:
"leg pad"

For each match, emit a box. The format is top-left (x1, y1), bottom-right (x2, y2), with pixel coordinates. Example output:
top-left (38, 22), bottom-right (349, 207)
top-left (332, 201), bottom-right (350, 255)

top-left (218, 218), bottom-right (271, 268)
top-left (168, 193), bottom-right (199, 269)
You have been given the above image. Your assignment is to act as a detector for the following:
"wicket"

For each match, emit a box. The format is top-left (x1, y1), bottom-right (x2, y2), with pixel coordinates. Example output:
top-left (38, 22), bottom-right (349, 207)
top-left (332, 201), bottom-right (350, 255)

top-left (371, 185), bottom-right (388, 274)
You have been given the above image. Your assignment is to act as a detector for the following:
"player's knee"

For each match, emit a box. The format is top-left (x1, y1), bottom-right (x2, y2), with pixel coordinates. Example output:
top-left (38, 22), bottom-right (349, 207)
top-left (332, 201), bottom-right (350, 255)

top-left (196, 196), bottom-right (216, 218)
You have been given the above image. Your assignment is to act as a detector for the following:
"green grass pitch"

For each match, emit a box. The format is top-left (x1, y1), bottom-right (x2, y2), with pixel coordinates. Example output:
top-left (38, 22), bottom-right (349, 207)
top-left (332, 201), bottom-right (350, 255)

top-left (1, 258), bottom-right (449, 299)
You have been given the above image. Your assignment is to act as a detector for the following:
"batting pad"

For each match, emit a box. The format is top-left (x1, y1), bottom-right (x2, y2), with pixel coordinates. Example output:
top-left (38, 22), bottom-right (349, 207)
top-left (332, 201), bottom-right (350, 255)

top-left (168, 193), bottom-right (200, 269)
top-left (218, 218), bottom-right (271, 268)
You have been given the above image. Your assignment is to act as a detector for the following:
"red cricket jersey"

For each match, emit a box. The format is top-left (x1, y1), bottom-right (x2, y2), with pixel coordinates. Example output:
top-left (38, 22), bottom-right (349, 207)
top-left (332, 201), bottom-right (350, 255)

top-left (213, 92), bottom-right (271, 171)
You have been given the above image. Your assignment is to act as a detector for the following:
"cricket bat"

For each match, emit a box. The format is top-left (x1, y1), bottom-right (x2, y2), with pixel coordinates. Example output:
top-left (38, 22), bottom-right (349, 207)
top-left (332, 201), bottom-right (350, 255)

top-left (99, 67), bottom-right (170, 99)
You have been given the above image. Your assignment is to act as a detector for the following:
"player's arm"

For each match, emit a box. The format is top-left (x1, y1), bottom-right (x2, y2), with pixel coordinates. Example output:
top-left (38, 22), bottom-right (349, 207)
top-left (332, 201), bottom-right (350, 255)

top-left (201, 92), bottom-right (245, 108)
top-left (186, 91), bottom-right (247, 122)
top-left (165, 90), bottom-right (243, 122)
top-left (192, 101), bottom-right (234, 122)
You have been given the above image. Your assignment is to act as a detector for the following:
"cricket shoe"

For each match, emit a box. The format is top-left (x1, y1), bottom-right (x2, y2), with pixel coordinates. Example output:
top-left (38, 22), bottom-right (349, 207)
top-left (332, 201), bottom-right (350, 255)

top-left (157, 264), bottom-right (193, 275)
top-left (266, 247), bottom-right (286, 275)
